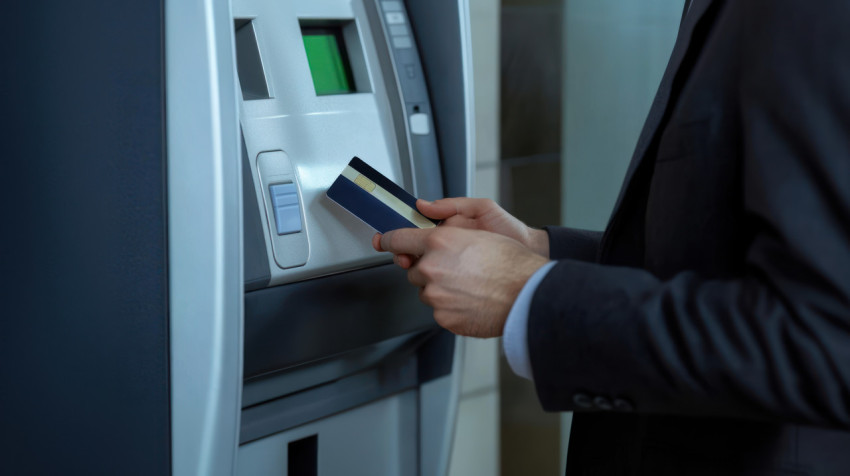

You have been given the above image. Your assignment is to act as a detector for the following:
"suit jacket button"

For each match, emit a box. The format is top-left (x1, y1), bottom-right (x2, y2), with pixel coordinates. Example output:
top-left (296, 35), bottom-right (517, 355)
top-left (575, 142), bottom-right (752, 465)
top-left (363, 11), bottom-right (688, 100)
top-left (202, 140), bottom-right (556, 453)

top-left (614, 398), bottom-right (635, 412)
top-left (573, 393), bottom-right (594, 409)
top-left (593, 396), bottom-right (613, 411)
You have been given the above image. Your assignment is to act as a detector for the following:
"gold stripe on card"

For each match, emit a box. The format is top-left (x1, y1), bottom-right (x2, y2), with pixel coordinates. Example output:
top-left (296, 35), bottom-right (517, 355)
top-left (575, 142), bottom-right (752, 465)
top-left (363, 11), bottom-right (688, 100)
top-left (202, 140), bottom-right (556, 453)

top-left (353, 174), bottom-right (377, 193)
top-left (340, 164), bottom-right (436, 229)
top-left (371, 187), bottom-right (436, 229)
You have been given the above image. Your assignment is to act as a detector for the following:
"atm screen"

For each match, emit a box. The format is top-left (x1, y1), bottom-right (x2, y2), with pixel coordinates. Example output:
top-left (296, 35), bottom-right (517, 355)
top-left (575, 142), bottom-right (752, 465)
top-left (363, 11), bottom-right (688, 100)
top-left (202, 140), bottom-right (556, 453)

top-left (302, 26), bottom-right (355, 96)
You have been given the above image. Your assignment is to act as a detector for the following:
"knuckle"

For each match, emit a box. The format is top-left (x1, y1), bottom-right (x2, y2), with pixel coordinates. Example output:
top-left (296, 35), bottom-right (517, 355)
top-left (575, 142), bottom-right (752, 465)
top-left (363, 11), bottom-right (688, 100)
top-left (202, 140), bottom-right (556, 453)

top-left (388, 230), bottom-right (407, 251)
top-left (417, 263), bottom-right (432, 280)
top-left (418, 259), bottom-right (439, 280)
top-left (420, 286), bottom-right (443, 309)
top-left (381, 233), bottom-right (393, 251)
top-left (420, 286), bottom-right (435, 304)
top-left (422, 285), bottom-right (442, 301)
top-left (425, 230), bottom-right (443, 248)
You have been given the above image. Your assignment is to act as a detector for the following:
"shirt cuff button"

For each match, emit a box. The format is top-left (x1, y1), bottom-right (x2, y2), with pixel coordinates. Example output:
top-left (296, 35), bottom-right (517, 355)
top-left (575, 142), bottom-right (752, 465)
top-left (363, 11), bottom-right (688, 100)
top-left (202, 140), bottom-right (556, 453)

top-left (614, 398), bottom-right (635, 412)
top-left (593, 396), bottom-right (614, 411)
top-left (573, 393), bottom-right (594, 409)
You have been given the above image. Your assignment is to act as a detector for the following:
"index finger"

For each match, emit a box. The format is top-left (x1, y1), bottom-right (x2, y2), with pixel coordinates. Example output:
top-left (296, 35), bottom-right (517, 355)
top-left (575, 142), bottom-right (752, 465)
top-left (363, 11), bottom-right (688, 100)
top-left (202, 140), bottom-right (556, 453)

top-left (379, 227), bottom-right (435, 256)
top-left (417, 197), bottom-right (491, 220)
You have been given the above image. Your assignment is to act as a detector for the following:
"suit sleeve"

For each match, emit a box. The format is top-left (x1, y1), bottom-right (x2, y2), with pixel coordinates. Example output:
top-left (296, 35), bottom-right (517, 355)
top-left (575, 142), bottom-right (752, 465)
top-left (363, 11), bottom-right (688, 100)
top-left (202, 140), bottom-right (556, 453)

top-left (528, 1), bottom-right (850, 428)
top-left (543, 226), bottom-right (602, 261)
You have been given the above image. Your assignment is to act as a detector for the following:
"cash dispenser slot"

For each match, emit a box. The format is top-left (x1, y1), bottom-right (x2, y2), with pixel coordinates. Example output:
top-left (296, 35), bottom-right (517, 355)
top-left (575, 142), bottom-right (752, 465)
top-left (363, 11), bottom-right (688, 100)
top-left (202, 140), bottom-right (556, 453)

top-left (243, 264), bottom-right (436, 380)
top-left (240, 318), bottom-right (453, 444)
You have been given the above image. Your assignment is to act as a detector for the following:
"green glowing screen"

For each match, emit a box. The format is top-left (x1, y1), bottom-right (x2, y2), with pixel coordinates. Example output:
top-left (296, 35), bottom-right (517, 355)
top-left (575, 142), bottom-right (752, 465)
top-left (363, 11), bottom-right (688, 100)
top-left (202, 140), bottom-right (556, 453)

top-left (302, 29), bottom-right (355, 96)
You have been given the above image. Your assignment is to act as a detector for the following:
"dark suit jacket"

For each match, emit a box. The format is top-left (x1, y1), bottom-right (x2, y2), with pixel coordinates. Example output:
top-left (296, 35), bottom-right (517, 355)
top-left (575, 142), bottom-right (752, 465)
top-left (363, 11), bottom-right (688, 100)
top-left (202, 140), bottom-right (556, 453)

top-left (529, 0), bottom-right (850, 474)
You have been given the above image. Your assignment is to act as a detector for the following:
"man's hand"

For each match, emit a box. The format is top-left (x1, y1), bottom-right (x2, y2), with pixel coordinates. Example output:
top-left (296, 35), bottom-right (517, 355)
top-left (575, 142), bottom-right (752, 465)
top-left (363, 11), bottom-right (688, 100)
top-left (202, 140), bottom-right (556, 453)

top-left (416, 198), bottom-right (549, 257)
top-left (373, 227), bottom-right (549, 337)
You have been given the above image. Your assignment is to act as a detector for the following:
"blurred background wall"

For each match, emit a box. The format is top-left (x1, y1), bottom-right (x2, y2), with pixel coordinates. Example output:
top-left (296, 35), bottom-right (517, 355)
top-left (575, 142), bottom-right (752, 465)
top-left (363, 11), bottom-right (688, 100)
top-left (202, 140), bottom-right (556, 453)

top-left (558, 0), bottom-right (684, 471)
top-left (500, 0), bottom-right (564, 474)
top-left (562, 0), bottom-right (685, 232)
top-left (448, 0), bottom-right (683, 474)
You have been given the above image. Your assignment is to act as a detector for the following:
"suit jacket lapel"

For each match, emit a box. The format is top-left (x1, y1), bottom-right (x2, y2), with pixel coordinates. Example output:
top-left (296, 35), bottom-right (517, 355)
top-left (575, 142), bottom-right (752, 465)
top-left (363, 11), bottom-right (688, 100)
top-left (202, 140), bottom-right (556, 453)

top-left (605, 0), bottom-right (716, 225)
top-left (681, 0), bottom-right (694, 25)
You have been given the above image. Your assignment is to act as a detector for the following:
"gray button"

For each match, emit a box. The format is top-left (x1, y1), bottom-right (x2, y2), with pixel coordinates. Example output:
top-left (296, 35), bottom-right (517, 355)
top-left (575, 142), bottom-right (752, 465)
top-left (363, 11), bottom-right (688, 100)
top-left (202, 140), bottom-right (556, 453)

top-left (392, 36), bottom-right (412, 49)
top-left (614, 398), bottom-right (635, 412)
top-left (389, 24), bottom-right (409, 37)
top-left (385, 12), bottom-right (405, 25)
top-left (409, 113), bottom-right (430, 135)
top-left (269, 182), bottom-right (302, 235)
top-left (382, 1), bottom-right (403, 12)
top-left (593, 396), bottom-right (613, 411)
top-left (573, 393), bottom-right (593, 409)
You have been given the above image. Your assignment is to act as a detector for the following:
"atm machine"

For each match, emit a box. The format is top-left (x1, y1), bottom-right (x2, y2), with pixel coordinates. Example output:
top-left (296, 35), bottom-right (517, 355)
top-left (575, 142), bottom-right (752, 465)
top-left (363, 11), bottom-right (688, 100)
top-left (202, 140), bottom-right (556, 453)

top-left (4, 0), bottom-right (472, 475)
top-left (170, 0), bottom-right (475, 475)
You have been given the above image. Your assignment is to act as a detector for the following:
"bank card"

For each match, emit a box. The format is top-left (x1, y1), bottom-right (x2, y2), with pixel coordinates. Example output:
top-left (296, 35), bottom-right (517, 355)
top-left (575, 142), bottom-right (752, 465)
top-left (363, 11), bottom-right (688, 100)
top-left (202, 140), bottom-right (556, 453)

top-left (327, 157), bottom-right (438, 233)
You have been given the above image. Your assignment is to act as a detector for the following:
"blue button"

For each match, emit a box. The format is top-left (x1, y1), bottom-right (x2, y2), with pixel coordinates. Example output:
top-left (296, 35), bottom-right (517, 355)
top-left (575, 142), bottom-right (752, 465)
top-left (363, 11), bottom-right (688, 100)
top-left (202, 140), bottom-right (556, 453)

top-left (271, 183), bottom-right (299, 206)
top-left (269, 183), bottom-right (302, 235)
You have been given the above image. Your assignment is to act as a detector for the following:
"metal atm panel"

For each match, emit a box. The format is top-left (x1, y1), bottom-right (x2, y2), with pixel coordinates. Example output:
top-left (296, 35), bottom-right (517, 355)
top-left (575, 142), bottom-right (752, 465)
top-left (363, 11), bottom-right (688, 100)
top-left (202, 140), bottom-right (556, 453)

top-left (233, 0), bottom-right (474, 475)
top-left (236, 0), bottom-right (445, 286)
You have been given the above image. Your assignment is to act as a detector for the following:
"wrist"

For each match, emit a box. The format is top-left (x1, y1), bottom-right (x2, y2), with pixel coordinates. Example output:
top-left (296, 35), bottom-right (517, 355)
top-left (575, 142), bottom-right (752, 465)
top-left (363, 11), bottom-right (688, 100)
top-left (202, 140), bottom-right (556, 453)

top-left (526, 228), bottom-right (550, 258)
top-left (498, 252), bottom-right (549, 335)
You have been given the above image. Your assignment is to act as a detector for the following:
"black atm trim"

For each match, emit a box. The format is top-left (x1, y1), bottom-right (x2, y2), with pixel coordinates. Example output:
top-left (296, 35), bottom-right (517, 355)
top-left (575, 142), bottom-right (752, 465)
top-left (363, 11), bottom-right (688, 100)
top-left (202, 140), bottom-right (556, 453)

top-left (2, 0), bottom-right (171, 473)
top-left (288, 435), bottom-right (318, 476)
top-left (244, 263), bottom-right (439, 379)
top-left (404, 0), bottom-right (469, 198)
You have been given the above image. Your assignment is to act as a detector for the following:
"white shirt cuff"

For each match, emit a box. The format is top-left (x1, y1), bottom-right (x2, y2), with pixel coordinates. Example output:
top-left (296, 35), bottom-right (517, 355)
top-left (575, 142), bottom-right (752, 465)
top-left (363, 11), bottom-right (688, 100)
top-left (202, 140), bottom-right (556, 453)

top-left (502, 261), bottom-right (556, 381)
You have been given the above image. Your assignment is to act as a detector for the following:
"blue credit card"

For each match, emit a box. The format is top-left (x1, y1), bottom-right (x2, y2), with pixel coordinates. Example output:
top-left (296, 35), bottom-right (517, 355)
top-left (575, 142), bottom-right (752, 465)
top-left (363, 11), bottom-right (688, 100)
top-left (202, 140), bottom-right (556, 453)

top-left (327, 157), bottom-right (439, 233)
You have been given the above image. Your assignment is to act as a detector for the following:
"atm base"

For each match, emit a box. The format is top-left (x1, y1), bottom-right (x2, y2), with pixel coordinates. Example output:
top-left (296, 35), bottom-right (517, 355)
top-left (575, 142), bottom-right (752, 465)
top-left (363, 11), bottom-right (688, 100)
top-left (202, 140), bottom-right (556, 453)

top-left (238, 391), bottom-right (418, 476)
